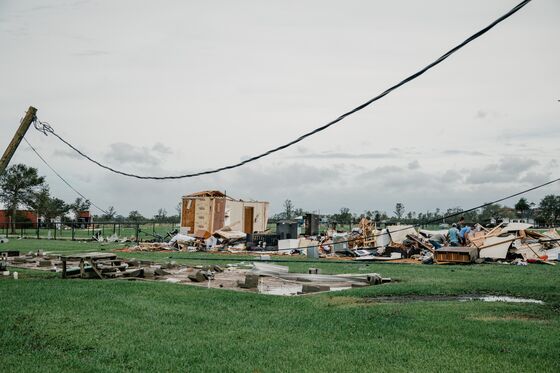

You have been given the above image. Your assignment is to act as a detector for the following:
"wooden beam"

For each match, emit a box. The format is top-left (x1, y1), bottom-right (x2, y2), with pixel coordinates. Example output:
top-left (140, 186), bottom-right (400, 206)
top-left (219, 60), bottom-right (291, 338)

top-left (0, 106), bottom-right (37, 174)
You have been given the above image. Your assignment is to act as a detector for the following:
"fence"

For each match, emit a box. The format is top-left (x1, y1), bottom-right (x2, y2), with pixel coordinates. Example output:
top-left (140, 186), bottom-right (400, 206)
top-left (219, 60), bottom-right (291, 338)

top-left (0, 221), bottom-right (180, 242)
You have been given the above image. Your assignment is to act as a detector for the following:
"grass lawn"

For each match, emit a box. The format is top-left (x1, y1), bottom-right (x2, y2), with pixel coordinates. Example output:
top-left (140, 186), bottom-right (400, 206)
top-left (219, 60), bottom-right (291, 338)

top-left (1, 239), bottom-right (559, 372)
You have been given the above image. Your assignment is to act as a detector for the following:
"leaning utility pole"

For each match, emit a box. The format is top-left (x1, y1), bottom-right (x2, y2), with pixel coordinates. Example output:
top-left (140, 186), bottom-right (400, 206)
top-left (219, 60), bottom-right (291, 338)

top-left (0, 106), bottom-right (37, 175)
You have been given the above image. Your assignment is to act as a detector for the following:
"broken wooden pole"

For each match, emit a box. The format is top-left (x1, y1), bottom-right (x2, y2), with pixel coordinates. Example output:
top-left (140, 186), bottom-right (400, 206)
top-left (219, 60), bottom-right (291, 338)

top-left (0, 106), bottom-right (37, 175)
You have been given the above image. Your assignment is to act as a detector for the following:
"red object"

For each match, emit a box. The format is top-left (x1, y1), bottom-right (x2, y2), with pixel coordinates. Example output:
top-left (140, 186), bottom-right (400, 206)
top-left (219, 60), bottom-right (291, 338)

top-left (0, 210), bottom-right (38, 228)
top-left (78, 211), bottom-right (91, 218)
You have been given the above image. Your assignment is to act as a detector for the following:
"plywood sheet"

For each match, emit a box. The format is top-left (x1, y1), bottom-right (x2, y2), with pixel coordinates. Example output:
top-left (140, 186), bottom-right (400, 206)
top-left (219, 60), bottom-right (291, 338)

top-left (387, 225), bottom-right (417, 244)
top-left (479, 235), bottom-right (515, 259)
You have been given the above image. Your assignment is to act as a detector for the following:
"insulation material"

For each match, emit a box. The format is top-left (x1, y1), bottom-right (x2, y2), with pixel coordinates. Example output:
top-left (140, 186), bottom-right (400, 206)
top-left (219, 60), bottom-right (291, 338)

top-left (214, 229), bottom-right (247, 240)
top-left (419, 229), bottom-right (449, 237)
top-left (194, 198), bottom-right (211, 232)
top-left (387, 225), bottom-right (416, 244)
top-left (376, 229), bottom-right (391, 247)
top-left (479, 235), bottom-right (516, 259)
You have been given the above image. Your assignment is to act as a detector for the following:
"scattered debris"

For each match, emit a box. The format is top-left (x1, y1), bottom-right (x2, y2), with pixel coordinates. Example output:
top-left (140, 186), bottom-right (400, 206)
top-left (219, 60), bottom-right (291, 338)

top-left (3, 252), bottom-right (390, 296)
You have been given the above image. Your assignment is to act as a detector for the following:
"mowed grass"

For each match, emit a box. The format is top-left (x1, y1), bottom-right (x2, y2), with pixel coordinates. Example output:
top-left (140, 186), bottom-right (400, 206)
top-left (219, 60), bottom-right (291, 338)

top-left (1, 240), bottom-right (559, 372)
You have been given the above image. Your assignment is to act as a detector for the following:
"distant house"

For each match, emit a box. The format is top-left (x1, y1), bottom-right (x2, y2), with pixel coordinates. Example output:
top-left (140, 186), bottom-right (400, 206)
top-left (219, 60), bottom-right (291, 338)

top-left (180, 190), bottom-right (269, 235)
top-left (0, 210), bottom-right (38, 228)
top-left (76, 211), bottom-right (92, 228)
top-left (494, 217), bottom-right (535, 225)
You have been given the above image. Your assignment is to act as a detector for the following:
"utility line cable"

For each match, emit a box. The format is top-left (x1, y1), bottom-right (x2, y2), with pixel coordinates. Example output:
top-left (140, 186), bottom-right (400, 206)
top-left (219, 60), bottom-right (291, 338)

top-left (32, 0), bottom-right (532, 180)
top-left (23, 131), bottom-right (560, 248)
top-left (23, 137), bottom-right (109, 215)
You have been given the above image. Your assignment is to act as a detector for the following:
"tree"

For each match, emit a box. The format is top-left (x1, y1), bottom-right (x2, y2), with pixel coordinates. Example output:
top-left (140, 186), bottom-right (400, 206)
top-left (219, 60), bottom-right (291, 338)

top-left (537, 195), bottom-right (560, 227)
top-left (29, 186), bottom-right (70, 224)
top-left (70, 197), bottom-right (91, 219)
top-left (337, 207), bottom-right (352, 224)
top-left (479, 203), bottom-right (505, 223)
top-left (128, 210), bottom-right (145, 222)
top-left (175, 202), bottom-right (182, 216)
top-left (44, 198), bottom-right (70, 223)
top-left (30, 186), bottom-right (50, 220)
top-left (515, 198), bottom-right (531, 219)
top-left (283, 199), bottom-right (294, 219)
top-left (394, 203), bottom-right (405, 220)
top-left (102, 206), bottom-right (117, 221)
top-left (293, 207), bottom-right (305, 218)
top-left (0, 164), bottom-right (45, 232)
top-left (154, 208), bottom-right (167, 222)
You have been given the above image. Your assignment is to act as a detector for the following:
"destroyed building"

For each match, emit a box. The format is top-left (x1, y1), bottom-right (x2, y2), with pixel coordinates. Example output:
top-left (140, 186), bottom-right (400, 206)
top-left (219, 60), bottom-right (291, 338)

top-left (180, 191), bottom-right (269, 235)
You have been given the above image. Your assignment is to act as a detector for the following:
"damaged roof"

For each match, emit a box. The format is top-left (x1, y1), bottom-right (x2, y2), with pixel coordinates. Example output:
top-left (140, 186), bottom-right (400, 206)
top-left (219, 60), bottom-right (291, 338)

top-left (183, 190), bottom-right (227, 198)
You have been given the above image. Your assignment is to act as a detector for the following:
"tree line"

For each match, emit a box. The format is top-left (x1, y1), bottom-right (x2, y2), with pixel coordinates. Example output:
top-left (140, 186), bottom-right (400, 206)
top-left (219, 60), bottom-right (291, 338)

top-left (0, 164), bottom-right (180, 232)
top-left (271, 197), bottom-right (560, 227)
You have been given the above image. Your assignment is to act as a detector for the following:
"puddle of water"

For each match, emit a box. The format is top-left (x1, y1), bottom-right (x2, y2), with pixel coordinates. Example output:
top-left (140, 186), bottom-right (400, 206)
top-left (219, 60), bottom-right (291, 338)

top-left (365, 294), bottom-right (544, 304)
top-left (460, 296), bottom-right (544, 304)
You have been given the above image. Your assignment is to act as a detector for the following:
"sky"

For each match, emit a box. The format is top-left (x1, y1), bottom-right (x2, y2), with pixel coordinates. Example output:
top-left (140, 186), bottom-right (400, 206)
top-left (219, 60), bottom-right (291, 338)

top-left (1, 0), bottom-right (559, 217)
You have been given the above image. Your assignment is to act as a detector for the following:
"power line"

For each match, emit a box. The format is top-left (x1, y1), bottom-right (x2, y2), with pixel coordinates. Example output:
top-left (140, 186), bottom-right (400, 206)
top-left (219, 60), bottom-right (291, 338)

top-left (33, 0), bottom-right (532, 180)
top-left (23, 137), bottom-right (109, 215)
top-left (24, 131), bottom-right (560, 248)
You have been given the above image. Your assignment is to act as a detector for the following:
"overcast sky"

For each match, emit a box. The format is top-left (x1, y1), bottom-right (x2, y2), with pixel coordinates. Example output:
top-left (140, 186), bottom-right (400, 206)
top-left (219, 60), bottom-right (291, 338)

top-left (1, 0), bottom-right (559, 217)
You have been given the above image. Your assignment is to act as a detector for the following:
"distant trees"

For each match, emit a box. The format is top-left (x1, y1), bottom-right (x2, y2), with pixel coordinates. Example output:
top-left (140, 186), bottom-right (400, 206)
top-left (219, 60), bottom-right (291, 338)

top-left (393, 203), bottom-right (405, 220)
top-left (154, 208), bottom-right (167, 222)
top-left (70, 197), bottom-right (91, 219)
top-left (270, 199), bottom-right (306, 221)
top-left (332, 207), bottom-right (352, 224)
top-left (283, 199), bottom-right (294, 220)
top-left (515, 198), bottom-right (531, 219)
top-left (175, 202), bottom-right (182, 216)
top-left (536, 195), bottom-right (560, 227)
top-left (0, 164), bottom-right (45, 232)
top-left (101, 206), bottom-right (117, 220)
top-left (29, 186), bottom-right (70, 224)
top-left (127, 210), bottom-right (145, 222)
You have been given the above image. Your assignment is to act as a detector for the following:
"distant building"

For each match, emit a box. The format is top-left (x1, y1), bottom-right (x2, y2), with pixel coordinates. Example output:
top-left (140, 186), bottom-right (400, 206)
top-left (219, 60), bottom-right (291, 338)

top-left (493, 217), bottom-right (535, 225)
top-left (76, 210), bottom-right (92, 228)
top-left (180, 190), bottom-right (269, 234)
top-left (0, 210), bottom-right (38, 228)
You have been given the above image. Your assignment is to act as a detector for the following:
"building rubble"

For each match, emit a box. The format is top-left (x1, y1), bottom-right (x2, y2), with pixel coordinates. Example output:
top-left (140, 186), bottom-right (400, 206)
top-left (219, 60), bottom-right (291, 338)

top-left (0, 250), bottom-right (391, 296)
top-left (111, 216), bottom-right (559, 266)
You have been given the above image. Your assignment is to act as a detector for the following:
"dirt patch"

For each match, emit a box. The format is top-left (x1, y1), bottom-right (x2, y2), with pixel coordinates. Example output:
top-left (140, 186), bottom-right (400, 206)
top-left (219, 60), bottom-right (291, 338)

top-left (363, 295), bottom-right (463, 303)
top-left (323, 296), bottom-right (364, 308)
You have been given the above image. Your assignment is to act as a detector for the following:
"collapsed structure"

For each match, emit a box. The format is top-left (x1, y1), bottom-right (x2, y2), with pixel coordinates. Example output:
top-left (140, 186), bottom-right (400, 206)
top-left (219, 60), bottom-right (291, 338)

top-left (1, 250), bottom-right (390, 296)
top-left (180, 191), bottom-right (269, 235)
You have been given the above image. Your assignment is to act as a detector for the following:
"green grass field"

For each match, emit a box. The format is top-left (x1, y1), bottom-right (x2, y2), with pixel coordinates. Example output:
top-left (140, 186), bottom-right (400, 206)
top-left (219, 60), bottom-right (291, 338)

top-left (1, 239), bottom-right (559, 372)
